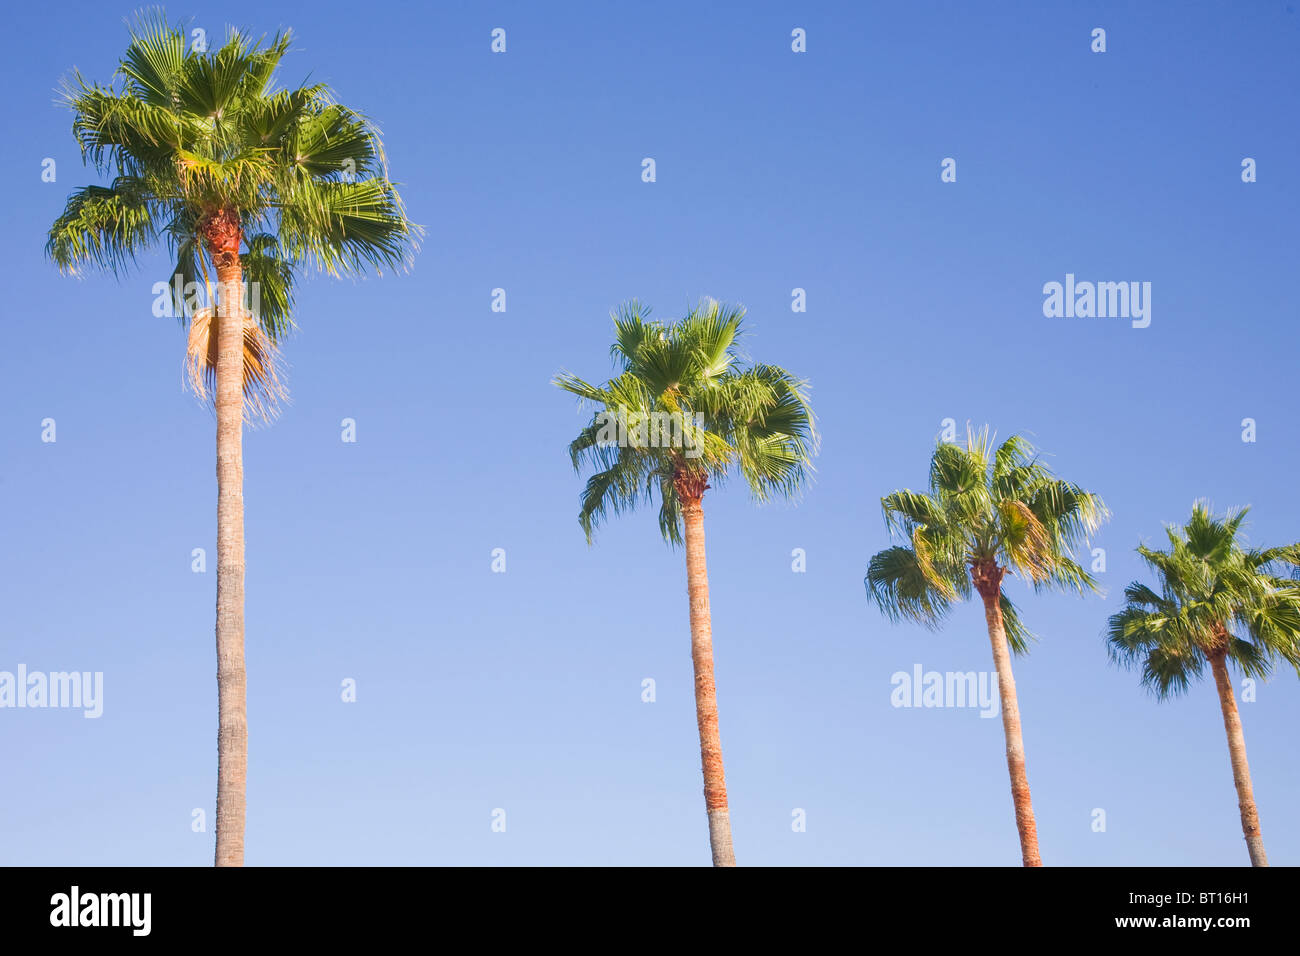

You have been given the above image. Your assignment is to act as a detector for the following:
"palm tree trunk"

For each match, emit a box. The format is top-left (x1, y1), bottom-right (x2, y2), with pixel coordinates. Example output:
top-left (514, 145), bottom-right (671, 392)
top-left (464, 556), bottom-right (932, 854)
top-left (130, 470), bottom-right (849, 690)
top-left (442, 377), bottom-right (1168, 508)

top-left (1209, 652), bottom-right (1267, 866)
top-left (974, 564), bottom-right (1042, 866)
top-left (680, 492), bottom-right (736, 867)
top-left (209, 210), bottom-right (247, 867)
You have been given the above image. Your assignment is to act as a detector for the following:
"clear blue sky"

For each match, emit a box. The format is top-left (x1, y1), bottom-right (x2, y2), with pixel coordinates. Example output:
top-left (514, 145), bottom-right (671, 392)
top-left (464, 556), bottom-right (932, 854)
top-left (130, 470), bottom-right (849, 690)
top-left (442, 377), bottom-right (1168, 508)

top-left (2, 1), bottom-right (1298, 866)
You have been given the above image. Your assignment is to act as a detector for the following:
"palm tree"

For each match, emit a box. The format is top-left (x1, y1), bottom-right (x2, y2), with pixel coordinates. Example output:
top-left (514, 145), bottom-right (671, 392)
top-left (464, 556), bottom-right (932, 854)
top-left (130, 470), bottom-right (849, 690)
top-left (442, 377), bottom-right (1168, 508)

top-left (46, 14), bottom-right (418, 866)
top-left (1106, 503), bottom-right (1300, 867)
top-left (555, 299), bottom-right (817, 866)
top-left (865, 427), bottom-right (1107, 866)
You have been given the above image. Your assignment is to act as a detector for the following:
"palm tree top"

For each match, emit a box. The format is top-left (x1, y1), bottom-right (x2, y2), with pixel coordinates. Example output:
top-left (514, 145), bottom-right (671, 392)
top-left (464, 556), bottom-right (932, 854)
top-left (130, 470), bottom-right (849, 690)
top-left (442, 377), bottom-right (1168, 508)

top-left (46, 11), bottom-right (420, 330)
top-left (45, 12), bottom-right (420, 423)
top-left (554, 298), bottom-right (817, 546)
top-left (866, 426), bottom-right (1108, 652)
top-left (1107, 501), bottom-right (1300, 698)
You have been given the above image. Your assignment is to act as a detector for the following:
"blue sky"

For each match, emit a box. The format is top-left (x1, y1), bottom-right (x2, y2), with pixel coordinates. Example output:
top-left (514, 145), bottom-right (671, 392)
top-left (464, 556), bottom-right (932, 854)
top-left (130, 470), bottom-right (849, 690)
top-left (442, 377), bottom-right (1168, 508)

top-left (2, 0), bottom-right (1299, 866)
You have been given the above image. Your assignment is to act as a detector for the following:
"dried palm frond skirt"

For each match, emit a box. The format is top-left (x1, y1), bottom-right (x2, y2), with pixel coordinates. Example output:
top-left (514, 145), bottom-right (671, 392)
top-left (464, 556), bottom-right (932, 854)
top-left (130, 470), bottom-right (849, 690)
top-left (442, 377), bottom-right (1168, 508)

top-left (185, 307), bottom-right (288, 425)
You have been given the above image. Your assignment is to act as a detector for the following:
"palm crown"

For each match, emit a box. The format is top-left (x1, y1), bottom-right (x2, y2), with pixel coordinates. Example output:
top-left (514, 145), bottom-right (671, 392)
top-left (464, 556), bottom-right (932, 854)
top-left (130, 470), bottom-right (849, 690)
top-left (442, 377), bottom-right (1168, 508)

top-left (46, 13), bottom-right (418, 415)
top-left (866, 427), bottom-right (1108, 652)
top-left (554, 299), bottom-right (817, 544)
top-left (1107, 503), bottom-right (1300, 696)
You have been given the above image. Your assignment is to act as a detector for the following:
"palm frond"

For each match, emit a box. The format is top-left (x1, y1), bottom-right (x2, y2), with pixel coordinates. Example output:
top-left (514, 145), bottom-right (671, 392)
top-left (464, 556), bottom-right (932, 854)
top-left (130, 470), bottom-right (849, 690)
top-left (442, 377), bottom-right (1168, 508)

top-left (557, 300), bottom-right (815, 546)
top-left (866, 546), bottom-right (954, 628)
top-left (47, 177), bottom-right (158, 275)
top-left (1108, 503), bottom-right (1300, 696)
top-left (867, 426), bottom-right (1107, 655)
top-left (48, 12), bottom-right (423, 421)
top-left (185, 306), bottom-right (287, 425)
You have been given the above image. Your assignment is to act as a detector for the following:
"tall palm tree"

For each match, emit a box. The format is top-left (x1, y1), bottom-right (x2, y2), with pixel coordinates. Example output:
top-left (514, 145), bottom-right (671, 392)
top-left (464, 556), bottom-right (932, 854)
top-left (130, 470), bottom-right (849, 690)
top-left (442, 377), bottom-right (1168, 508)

top-left (865, 428), bottom-right (1107, 866)
top-left (46, 14), bottom-right (418, 866)
top-left (555, 299), bottom-right (817, 866)
top-left (1106, 503), bottom-right (1300, 867)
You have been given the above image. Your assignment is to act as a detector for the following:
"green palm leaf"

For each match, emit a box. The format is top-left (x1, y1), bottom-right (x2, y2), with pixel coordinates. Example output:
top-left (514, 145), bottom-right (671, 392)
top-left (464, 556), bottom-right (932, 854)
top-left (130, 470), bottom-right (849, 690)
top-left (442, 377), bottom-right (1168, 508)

top-left (556, 298), bottom-right (816, 545)
top-left (866, 427), bottom-right (1107, 654)
top-left (1108, 502), bottom-right (1300, 698)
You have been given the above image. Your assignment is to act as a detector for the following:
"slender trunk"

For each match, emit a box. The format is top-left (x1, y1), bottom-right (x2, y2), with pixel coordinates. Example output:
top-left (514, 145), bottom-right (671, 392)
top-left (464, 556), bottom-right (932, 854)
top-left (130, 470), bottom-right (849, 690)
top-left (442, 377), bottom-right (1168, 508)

top-left (679, 490), bottom-right (736, 866)
top-left (973, 562), bottom-right (1042, 867)
top-left (1209, 652), bottom-right (1268, 866)
top-left (209, 210), bottom-right (247, 867)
